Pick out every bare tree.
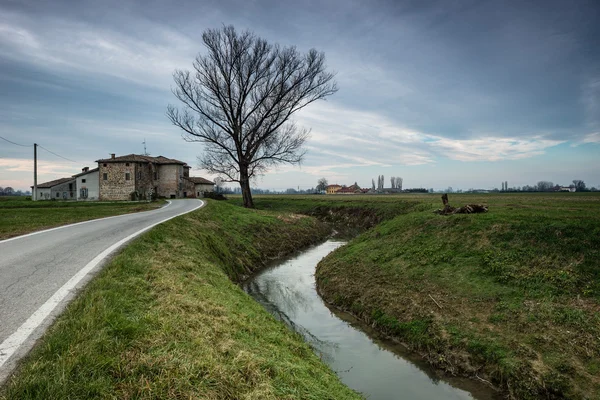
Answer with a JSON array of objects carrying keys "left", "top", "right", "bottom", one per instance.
[
  {"left": 390, "top": 176, "right": 395, "bottom": 189},
  {"left": 572, "top": 180, "right": 586, "bottom": 192},
  {"left": 214, "top": 177, "right": 224, "bottom": 193},
  {"left": 167, "top": 26, "right": 337, "bottom": 208},
  {"left": 397, "top": 177, "right": 403, "bottom": 190},
  {"left": 536, "top": 181, "right": 554, "bottom": 192},
  {"left": 316, "top": 177, "right": 328, "bottom": 193},
  {"left": 371, "top": 178, "right": 375, "bottom": 191}
]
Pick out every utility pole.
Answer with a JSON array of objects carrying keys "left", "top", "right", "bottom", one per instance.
[
  {"left": 142, "top": 139, "right": 149, "bottom": 156},
  {"left": 33, "top": 143, "right": 37, "bottom": 201}
]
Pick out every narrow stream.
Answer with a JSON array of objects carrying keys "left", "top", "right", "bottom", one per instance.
[{"left": 242, "top": 240, "right": 500, "bottom": 400}]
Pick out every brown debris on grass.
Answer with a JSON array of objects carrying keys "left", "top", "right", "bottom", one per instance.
[{"left": 434, "top": 193, "right": 489, "bottom": 215}]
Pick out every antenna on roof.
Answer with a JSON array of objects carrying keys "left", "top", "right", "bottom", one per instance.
[{"left": 142, "top": 139, "right": 149, "bottom": 156}]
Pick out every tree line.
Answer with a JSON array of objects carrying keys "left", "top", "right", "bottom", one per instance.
[
  {"left": 372, "top": 175, "right": 403, "bottom": 191},
  {"left": 502, "top": 180, "right": 592, "bottom": 192},
  {"left": 0, "top": 187, "right": 30, "bottom": 196}
]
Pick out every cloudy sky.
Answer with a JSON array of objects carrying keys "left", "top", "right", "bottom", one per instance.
[{"left": 1, "top": 0, "right": 599, "bottom": 191}]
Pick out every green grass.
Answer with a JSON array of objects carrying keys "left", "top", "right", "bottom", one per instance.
[
  {"left": 229, "top": 193, "right": 600, "bottom": 399},
  {"left": 1, "top": 200, "right": 359, "bottom": 399},
  {"left": 0, "top": 196, "right": 165, "bottom": 240}
]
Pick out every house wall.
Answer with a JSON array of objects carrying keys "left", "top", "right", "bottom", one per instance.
[
  {"left": 99, "top": 161, "right": 188, "bottom": 200},
  {"left": 50, "top": 181, "right": 76, "bottom": 200},
  {"left": 134, "top": 162, "right": 157, "bottom": 199},
  {"left": 326, "top": 186, "right": 342, "bottom": 194},
  {"left": 99, "top": 162, "right": 135, "bottom": 201},
  {"left": 76, "top": 171, "right": 99, "bottom": 201},
  {"left": 156, "top": 164, "right": 182, "bottom": 198},
  {"left": 35, "top": 188, "right": 51, "bottom": 200},
  {"left": 194, "top": 183, "right": 214, "bottom": 197},
  {"left": 183, "top": 178, "right": 195, "bottom": 198}
]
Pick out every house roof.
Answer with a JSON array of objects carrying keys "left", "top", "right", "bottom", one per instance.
[
  {"left": 96, "top": 154, "right": 188, "bottom": 165},
  {"left": 326, "top": 184, "right": 342, "bottom": 189},
  {"left": 31, "top": 177, "right": 75, "bottom": 189},
  {"left": 72, "top": 167, "right": 99, "bottom": 178},
  {"left": 185, "top": 176, "right": 215, "bottom": 185},
  {"left": 337, "top": 186, "right": 361, "bottom": 193}
]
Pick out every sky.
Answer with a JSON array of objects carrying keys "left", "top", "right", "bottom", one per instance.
[{"left": 0, "top": 0, "right": 599, "bottom": 192}]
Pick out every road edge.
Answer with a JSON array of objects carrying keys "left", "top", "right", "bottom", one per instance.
[{"left": 0, "top": 199, "right": 205, "bottom": 384}]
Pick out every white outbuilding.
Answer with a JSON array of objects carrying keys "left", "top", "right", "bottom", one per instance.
[
  {"left": 31, "top": 177, "right": 76, "bottom": 200},
  {"left": 73, "top": 167, "right": 99, "bottom": 201}
]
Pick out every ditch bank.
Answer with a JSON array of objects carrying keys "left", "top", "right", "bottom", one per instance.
[
  {"left": 1, "top": 200, "right": 359, "bottom": 399},
  {"left": 316, "top": 205, "right": 600, "bottom": 400}
]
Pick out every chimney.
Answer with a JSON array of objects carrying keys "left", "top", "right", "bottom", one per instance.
[
  {"left": 82, "top": 167, "right": 89, "bottom": 173},
  {"left": 111, "top": 153, "right": 115, "bottom": 159}
]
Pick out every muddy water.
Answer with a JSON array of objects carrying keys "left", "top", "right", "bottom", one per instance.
[{"left": 242, "top": 240, "right": 500, "bottom": 400}]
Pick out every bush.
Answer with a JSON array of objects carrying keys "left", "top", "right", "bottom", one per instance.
[{"left": 203, "top": 192, "right": 227, "bottom": 200}]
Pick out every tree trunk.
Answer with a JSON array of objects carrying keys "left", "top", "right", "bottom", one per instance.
[{"left": 239, "top": 167, "right": 254, "bottom": 208}]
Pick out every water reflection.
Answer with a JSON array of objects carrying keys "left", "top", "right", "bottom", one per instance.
[{"left": 242, "top": 241, "right": 500, "bottom": 400}]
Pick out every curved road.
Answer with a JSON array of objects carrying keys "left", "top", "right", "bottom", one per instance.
[{"left": 0, "top": 199, "right": 204, "bottom": 383}]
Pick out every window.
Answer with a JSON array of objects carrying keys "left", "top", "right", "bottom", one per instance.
[
  {"left": 103, "top": 173, "right": 108, "bottom": 181},
  {"left": 154, "top": 171, "right": 158, "bottom": 180},
  {"left": 56, "top": 192, "right": 60, "bottom": 198},
  {"left": 125, "top": 172, "right": 131, "bottom": 181},
  {"left": 126, "top": 163, "right": 130, "bottom": 166},
  {"left": 82, "top": 179, "right": 86, "bottom": 183},
  {"left": 103, "top": 163, "right": 107, "bottom": 167},
  {"left": 80, "top": 188, "right": 88, "bottom": 199}
]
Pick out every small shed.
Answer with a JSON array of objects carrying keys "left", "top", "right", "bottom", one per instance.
[{"left": 185, "top": 177, "right": 215, "bottom": 197}]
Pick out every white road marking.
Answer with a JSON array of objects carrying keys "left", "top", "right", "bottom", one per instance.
[
  {"left": 0, "top": 200, "right": 204, "bottom": 368},
  {"left": 0, "top": 201, "right": 172, "bottom": 245}
]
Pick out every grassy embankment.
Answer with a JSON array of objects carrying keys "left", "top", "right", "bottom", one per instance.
[
  {"left": 0, "top": 196, "right": 164, "bottom": 240},
  {"left": 1, "top": 200, "right": 360, "bottom": 399},
  {"left": 227, "top": 194, "right": 427, "bottom": 237},
  {"left": 303, "top": 193, "right": 599, "bottom": 399}
]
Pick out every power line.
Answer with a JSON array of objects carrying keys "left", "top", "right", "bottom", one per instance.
[
  {"left": 37, "top": 144, "right": 78, "bottom": 163},
  {"left": 0, "top": 135, "right": 32, "bottom": 147}
]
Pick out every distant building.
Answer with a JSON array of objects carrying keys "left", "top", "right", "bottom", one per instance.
[
  {"left": 326, "top": 184, "right": 342, "bottom": 194},
  {"left": 326, "top": 183, "right": 368, "bottom": 194},
  {"left": 555, "top": 186, "right": 576, "bottom": 192}
]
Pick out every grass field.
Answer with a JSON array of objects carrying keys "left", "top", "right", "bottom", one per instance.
[
  {"left": 1, "top": 200, "right": 359, "bottom": 399},
  {"left": 0, "top": 196, "right": 165, "bottom": 240},
  {"left": 228, "top": 193, "right": 600, "bottom": 399}
]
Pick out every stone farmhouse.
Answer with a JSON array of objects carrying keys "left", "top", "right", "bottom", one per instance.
[{"left": 32, "top": 153, "right": 214, "bottom": 201}]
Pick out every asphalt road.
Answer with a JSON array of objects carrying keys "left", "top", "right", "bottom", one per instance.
[{"left": 0, "top": 199, "right": 204, "bottom": 383}]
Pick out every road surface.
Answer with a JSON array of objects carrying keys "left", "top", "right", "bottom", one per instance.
[{"left": 0, "top": 199, "right": 204, "bottom": 383}]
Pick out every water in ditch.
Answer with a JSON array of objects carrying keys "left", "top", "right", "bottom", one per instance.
[{"left": 242, "top": 240, "right": 500, "bottom": 400}]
